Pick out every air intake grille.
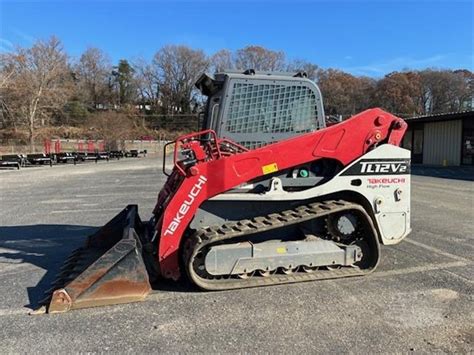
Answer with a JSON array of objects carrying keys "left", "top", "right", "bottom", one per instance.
[{"left": 226, "top": 82, "right": 319, "bottom": 134}]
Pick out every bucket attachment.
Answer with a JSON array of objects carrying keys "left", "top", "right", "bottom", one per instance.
[{"left": 33, "top": 205, "right": 152, "bottom": 314}]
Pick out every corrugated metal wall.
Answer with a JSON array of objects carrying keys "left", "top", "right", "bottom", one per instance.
[{"left": 423, "top": 120, "right": 462, "bottom": 165}]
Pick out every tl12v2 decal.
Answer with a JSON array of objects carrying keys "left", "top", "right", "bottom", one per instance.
[{"left": 341, "top": 158, "right": 411, "bottom": 176}]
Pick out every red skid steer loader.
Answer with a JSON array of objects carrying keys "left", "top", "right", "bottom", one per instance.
[{"left": 34, "top": 71, "right": 411, "bottom": 314}]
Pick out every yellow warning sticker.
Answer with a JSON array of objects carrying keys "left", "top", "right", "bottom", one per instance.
[
  {"left": 276, "top": 247, "right": 287, "bottom": 254},
  {"left": 262, "top": 162, "right": 278, "bottom": 175}
]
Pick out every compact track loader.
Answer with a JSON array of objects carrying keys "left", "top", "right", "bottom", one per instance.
[{"left": 35, "top": 70, "right": 411, "bottom": 314}]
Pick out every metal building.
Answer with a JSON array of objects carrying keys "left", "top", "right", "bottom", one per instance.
[{"left": 403, "top": 111, "right": 474, "bottom": 166}]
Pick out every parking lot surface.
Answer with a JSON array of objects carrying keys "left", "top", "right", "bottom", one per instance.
[{"left": 0, "top": 158, "right": 472, "bottom": 353}]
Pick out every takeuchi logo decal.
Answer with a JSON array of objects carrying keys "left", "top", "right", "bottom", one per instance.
[
  {"left": 368, "top": 177, "right": 406, "bottom": 184},
  {"left": 164, "top": 175, "right": 207, "bottom": 236},
  {"left": 341, "top": 159, "right": 411, "bottom": 176}
]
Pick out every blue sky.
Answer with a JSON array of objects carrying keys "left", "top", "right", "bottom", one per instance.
[{"left": 0, "top": 0, "right": 472, "bottom": 77}]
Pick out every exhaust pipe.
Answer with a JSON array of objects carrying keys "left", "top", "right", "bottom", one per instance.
[{"left": 32, "top": 205, "right": 152, "bottom": 314}]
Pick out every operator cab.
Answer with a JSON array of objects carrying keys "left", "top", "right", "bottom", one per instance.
[{"left": 196, "top": 69, "right": 326, "bottom": 149}]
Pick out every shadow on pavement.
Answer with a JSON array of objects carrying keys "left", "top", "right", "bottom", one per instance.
[
  {"left": 0, "top": 225, "right": 96, "bottom": 310},
  {"left": 0, "top": 224, "right": 192, "bottom": 311},
  {"left": 411, "top": 165, "right": 474, "bottom": 181}
]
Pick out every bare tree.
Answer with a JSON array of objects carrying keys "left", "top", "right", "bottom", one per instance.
[
  {"left": 210, "top": 49, "right": 234, "bottom": 73},
  {"left": 235, "top": 45, "right": 285, "bottom": 71},
  {"left": 0, "top": 36, "right": 73, "bottom": 148},
  {"left": 454, "top": 69, "right": 474, "bottom": 111},
  {"left": 419, "top": 69, "right": 473, "bottom": 114},
  {"left": 133, "top": 57, "right": 160, "bottom": 112},
  {"left": 287, "top": 59, "right": 320, "bottom": 81},
  {"left": 76, "top": 47, "right": 112, "bottom": 109},
  {"left": 153, "top": 45, "right": 209, "bottom": 113},
  {"left": 0, "top": 54, "right": 17, "bottom": 128},
  {"left": 0, "top": 55, "right": 15, "bottom": 89}
]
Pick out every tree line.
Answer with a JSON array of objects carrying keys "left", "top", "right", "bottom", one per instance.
[{"left": 0, "top": 36, "right": 472, "bottom": 145}]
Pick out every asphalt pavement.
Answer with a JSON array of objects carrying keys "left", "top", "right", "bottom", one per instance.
[{"left": 0, "top": 157, "right": 472, "bottom": 353}]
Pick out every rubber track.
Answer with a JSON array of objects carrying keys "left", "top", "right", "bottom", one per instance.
[{"left": 185, "top": 199, "right": 380, "bottom": 290}]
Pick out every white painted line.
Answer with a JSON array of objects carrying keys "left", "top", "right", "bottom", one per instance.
[
  {"left": 404, "top": 238, "right": 470, "bottom": 262},
  {"left": 442, "top": 269, "right": 473, "bottom": 283},
  {"left": 372, "top": 261, "right": 469, "bottom": 278}
]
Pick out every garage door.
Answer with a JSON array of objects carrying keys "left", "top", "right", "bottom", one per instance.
[{"left": 423, "top": 120, "right": 462, "bottom": 166}]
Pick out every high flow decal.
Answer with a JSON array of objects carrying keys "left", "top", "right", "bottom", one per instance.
[
  {"left": 341, "top": 158, "right": 411, "bottom": 176},
  {"left": 164, "top": 175, "right": 207, "bottom": 236}
]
